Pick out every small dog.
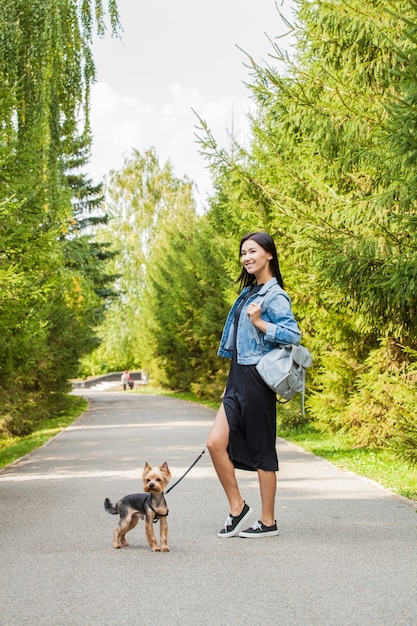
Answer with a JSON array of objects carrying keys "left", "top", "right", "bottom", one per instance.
[{"left": 104, "top": 461, "right": 171, "bottom": 551}]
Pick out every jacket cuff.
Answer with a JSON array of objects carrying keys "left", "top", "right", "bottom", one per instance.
[{"left": 265, "top": 322, "right": 276, "bottom": 341}]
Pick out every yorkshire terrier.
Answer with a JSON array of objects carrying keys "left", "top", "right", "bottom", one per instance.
[{"left": 104, "top": 461, "right": 171, "bottom": 551}]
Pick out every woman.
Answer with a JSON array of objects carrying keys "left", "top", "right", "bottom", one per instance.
[{"left": 207, "top": 232, "right": 301, "bottom": 538}]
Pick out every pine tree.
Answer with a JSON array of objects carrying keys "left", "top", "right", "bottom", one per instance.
[{"left": 198, "top": 0, "right": 417, "bottom": 451}]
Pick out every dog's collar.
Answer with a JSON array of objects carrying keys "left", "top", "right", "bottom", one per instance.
[{"left": 147, "top": 493, "right": 169, "bottom": 519}]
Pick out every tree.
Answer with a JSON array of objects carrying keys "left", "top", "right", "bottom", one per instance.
[
  {"left": 82, "top": 149, "right": 195, "bottom": 373},
  {"left": 0, "top": 0, "right": 120, "bottom": 435},
  {"left": 142, "top": 205, "right": 231, "bottom": 395},
  {"left": 197, "top": 0, "right": 417, "bottom": 455}
]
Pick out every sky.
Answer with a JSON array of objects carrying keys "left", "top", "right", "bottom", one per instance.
[{"left": 89, "top": 0, "right": 295, "bottom": 209}]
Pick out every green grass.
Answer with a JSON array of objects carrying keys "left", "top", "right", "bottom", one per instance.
[
  {"left": 0, "top": 395, "right": 88, "bottom": 469},
  {"left": 278, "top": 423, "right": 417, "bottom": 502}
]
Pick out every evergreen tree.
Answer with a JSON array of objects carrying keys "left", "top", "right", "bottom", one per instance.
[
  {"left": 198, "top": 0, "right": 417, "bottom": 454},
  {"left": 142, "top": 206, "right": 231, "bottom": 395}
]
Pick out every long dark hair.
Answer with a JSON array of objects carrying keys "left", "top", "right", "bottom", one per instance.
[{"left": 236, "top": 232, "right": 284, "bottom": 291}]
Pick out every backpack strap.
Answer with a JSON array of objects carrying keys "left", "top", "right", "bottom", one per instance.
[{"left": 301, "top": 367, "right": 306, "bottom": 415}]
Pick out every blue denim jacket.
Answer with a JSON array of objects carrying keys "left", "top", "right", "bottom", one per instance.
[{"left": 218, "top": 277, "right": 301, "bottom": 365}]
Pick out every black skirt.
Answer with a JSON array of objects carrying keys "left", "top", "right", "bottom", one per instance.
[{"left": 223, "top": 360, "right": 278, "bottom": 472}]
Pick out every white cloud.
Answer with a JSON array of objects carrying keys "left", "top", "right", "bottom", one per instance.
[{"left": 89, "top": 81, "right": 255, "bottom": 210}]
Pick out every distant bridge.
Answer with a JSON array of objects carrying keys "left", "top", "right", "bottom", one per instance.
[{"left": 71, "top": 370, "right": 145, "bottom": 389}]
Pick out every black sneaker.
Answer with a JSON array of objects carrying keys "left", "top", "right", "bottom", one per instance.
[
  {"left": 217, "top": 502, "right": 253, "bottom": 538},
  {"left": 239, "top": 520, "right": 278, "bottom": 538}
]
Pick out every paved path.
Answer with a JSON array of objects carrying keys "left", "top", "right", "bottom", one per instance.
[{"left": 1, "top": 391, "right": 416, "bottom": 626}]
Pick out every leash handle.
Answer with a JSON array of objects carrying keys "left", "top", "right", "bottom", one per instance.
[{"left": 165, "top": 449, "right": 206, "bottom": 495}]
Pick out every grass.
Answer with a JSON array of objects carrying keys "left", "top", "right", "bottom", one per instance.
[
  {"left": 0, "top": 395, "right": 88, "bottom": 469},
  {"left": 277, "top": 423, "right": 417, "bottom": 503},
  {"left": 1, "top": 387, "right": 416, "bottom": 506}
]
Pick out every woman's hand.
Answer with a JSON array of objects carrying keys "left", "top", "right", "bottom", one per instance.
[
  {"left": 247, "top": 302, "right": 268, "bottom": 333},
  {"left": 247, "top": 302, "right": 262, "bottom": 324}
]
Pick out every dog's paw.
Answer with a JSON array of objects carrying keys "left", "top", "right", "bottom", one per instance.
[
  {"left": 151, "top": 546, "right": 161, "bottom": 552},
  {"left": 161, "top": 546, "right": 170, "bottom": 552}
]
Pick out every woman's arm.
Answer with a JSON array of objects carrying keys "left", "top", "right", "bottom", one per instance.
[{"left": 247, "top": 294, "right": 301, "bottom": 345}]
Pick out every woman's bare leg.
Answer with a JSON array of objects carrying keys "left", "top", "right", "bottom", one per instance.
[
  {"left": 257, "top": 469, "right": 277, "bottom": 526},
  {"left": 207, "top": 404, "right": 245, "bottom": 516}
]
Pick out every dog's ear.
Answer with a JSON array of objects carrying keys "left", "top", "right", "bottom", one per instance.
[
  {"left": 160, "top": 461, "right": 171, "bottom": 477},
  {"left": 143, "top": 462, "right": 151, "bottom": 474}
]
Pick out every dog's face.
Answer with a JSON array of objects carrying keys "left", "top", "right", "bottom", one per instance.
[{"left": 142, "top": 462, "right": 171, "bottom": 494}]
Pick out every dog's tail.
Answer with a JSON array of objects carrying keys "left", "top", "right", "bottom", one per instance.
[{"left": 104, "top": 497, "right": 119, "bottom": 515}]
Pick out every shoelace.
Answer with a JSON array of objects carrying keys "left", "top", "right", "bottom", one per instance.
[
  {"left": 224, "top": 515, "right": 233, "bottom": 529},
  {"left": 250, "top": 521, "right": 263, "bottom": 531}
]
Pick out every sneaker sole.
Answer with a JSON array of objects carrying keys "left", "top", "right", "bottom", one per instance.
[
  {"left": 217, "top": 506, "right": 253, "bottom": 538},
  {"left": 239, "top": 529, "right": 279, "bottom": 538}
]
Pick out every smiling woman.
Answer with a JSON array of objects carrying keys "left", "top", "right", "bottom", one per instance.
[{"left": 207, "top": 231, "right": 301, "bottom": 538}]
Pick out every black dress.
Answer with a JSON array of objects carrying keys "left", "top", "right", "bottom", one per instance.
[{"left": 223, "top": 285, "right": 279, "bottom": 472}]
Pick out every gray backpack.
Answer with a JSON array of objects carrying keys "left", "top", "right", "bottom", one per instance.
[{"left": 256, "top": 344, "right": 313, "bottom": 413}]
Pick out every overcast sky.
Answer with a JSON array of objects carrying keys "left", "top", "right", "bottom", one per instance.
[{"left": 89, "top": 0, "right": 295, "bottom": 209}]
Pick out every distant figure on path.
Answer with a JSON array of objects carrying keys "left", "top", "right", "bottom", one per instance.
[
  {"left": 121, "top": 371, "right": 129, "bottom": 391},
  {"left": 207, "top": 232, "right": 301, "bottom": 538},
  {"left": 127, "top": 371, "right": 134, "bottom": 389}
]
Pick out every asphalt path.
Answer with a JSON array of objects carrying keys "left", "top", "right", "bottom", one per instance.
[{"left": 1, "top": 390, "right": 416, "bottom": 626}]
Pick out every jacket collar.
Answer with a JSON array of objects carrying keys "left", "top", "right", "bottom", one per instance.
[
  {"left": 241, "top": 276, "right": 278, "bottom": 299},
  {"left": 258, "top": 276, "right": 278, "bottom": 296}
]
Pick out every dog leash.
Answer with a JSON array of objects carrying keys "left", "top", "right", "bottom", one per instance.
[{"left": 165, "top": 448, "right": 206, "bottom": 495}]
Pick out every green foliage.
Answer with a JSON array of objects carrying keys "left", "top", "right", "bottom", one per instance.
[
  {"left": 245, "top": 0, "right": 416, "bottom": 337},
  {"left": 0, "top": 0, "right": 120, "bottom": 436},
  {"left": 142, "top": 208, "right": 231, "bottom": 397},
  {"left": 82, "top": 0, "right": 417, "bottom": 468},
  {"left": 308, "top": 351, "right": 364, "bottom": 434},
  {"left": 85, "top": 149, "right": 231, "bottom": 399},
  {"left": 82, "top": 148, "right": 191, "bottom": 373},
  {"left": 0, "top": 395, "right": 87, "bottom": 468},
  {"left": 193, "top": 0, "right": 417, "bottom": 464}
]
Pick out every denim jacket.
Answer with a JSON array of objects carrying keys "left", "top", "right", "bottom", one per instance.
[{"left": 218, "top": 277, "right": 301, "bottom": 365}]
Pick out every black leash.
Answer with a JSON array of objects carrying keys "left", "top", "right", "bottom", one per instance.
[{"left": 165, "top": 448, "right": 206, "bottom": 495}]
